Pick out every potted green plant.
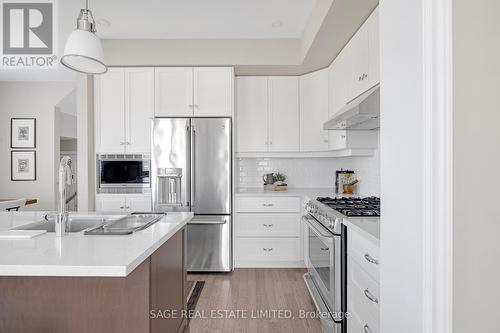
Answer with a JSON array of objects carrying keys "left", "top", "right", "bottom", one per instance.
[{"left": 273, "top": 173, "right": 287, "bottom": 191}]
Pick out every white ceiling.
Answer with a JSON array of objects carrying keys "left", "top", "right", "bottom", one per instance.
[
  {"left": 90, "top": 0, "right": 317, "bottom": 39},
  {"left": 0, "top": 0, "right": 377, "bottom": 80}
]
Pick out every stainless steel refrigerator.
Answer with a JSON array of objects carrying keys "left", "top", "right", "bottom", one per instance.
[{"left": 152, "top": 118, "right": 232, "bottom": 272}]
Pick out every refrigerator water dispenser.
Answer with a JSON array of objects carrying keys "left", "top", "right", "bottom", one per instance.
[{"left": 157, "top": 168, "right": 183, "bottom": 206}]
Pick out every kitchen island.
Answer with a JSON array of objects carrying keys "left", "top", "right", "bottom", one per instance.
[{"left": 0, "top": 211, "right": 192, "bottom": 333}]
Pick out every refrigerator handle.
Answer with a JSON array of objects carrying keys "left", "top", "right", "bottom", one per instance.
[{"left": 190, "top": 124, "right": 196, "bottom": 209}]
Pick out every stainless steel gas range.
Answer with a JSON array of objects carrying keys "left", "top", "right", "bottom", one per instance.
[{"left": 303, "top": 196, "right": 380, "bottom": 333}]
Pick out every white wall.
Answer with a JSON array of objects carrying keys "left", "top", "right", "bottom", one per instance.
[
  {"left": 453, "top": 0, "right": 500, "bottom": 331},
  {"left": 54, "top": 93, "right": 77, "bottom": 210},
  {"left": 379, "top": 0, "right": 425, "bottom": 332},
  {"left": 56, "top": 89, "right": 77, "bottom": 116},
  {"left": 0, "top": 82, "right": 76, "bottom": 210},
  {"left": 56, "top": 111, "right": 77, "bottom": 139},
  {"left": 76, "top": 75, "right": 95, "bottom": 212}
]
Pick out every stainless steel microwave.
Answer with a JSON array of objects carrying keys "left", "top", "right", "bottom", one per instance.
[{"left": 97, "top": 154, "right": 151, "bottom": 193}]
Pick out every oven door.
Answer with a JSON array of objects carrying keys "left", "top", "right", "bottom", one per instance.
[
  {"left": 99, "top": 159, "right": 150, "bottom": 188},
  {"left": 303, "top": 215, "right": 342, "bottom": 317}
]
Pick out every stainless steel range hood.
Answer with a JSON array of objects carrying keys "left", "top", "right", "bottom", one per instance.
[{"left": 323, "top": 84, "right": 380, "bottom": 130}]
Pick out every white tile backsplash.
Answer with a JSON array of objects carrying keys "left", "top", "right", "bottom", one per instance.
[{"left": 236, "top": 150, "right": 380, "bottom": 195}]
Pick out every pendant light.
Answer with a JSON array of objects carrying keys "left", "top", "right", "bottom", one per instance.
[{"left": 61, "top": 0, "right": 107, "bottom": 74}]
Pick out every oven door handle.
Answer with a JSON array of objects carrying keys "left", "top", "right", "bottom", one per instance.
[{"left": 302, "top": 216, "right": 335, "bottom": 242}]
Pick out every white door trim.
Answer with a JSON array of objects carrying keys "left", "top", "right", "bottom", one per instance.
[{"left": 422, "top": 0, "right": 453, "bottom": 332}]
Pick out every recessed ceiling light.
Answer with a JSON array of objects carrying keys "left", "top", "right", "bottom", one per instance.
[
  {"left": 96, "top": 18, "right": 111, "bottom": 28},
  {"left": 271, "top": 20, "right": 283, "bottom": 28}
]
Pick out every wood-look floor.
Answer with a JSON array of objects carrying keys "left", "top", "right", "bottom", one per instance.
[{"left": 186, "top": 268, "right": 322, "bottom": 333}]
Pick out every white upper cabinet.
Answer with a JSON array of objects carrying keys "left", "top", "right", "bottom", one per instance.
[
  {"left": 125, "top": 68, "right": 154, "bottom": 153},
  {"left": 299, "top": 69, "right": 329, "bottom": 152},
  {"left": 95, "top": 68, "right": 154, "bottom": 154},
  {"left": 348, "top": 22, "right": 371, "bottom": 98},
  {"left": 236, "top": 77, "right": 269, "bottom": 152},
  {"left": 95, "top": 68, "right": 126, "bottom": 153},
  {"left": 236, "top": 76, "right": 300, "bottom": 153},
  {"left": 194, "top": 67, "right": 234, "bottom": 117},
  {"left": 368, "top": 7, "right": 380, "bottom": 88},
  {"left": 328, "top": 7, "right": 380, "bottom": 117},
  {"left": 155, "top": 67, "right": 234, "bottom": 118},
  {"left": 155, "top": 67, "right": 194, "bottom": 117},
  {"left": 268, "top": 76, "right": 299, "bottom": 152},
  {"left": 329, "top": 49, "right": 350, "bottom": 117}
]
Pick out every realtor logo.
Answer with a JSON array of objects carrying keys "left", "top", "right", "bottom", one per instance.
[{"left": 1, "top": 0, "right": 57, "bottom": 69}]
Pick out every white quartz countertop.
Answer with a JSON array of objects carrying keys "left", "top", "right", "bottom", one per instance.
[
  {"left": 0, "top": 212, "right": 192, "bottom": 277},
  {"left": 343, "top": 217, "right": 380, "bottom": 244}
]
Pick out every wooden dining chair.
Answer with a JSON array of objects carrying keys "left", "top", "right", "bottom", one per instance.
[{"left": 0, "top": 198, "right": 26, "bottom": 212}]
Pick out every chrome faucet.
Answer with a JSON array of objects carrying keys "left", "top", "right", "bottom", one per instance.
[{"left": 56, "top": 156, "right": 72, "bottom": 237}]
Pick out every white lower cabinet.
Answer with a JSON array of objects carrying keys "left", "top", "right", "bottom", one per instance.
[
  {"left": 236, "top": 238, "right": 300, "bottom": 262},
  {"left": 236, "top": 213, "right": 300, "bottom": 237},
  {"left": 235, "top": 196, "right": 303, "bottom": 267},
  {"left": 95, "top": 195, "right": 151, "bottom": 213},
  {"left": 126, "top": 195, "right": 153, "bottom": 212},
  {"left": 347, "top": 228, "right": 380, "bottom": 333},
  {"left": 96, "top": 196, "right": 125, "bottom": 212},
  {"left": 235, "top": 196, "right": 301, "bottom": 213}
]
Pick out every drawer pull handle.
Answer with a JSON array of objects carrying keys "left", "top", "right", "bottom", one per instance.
[
  {"left": 364, "top": 289, "right": 379, "bottom": 304},
  {"left": 262, "top": 203, "right": 274, "bottom": 207},
  {"left": 263, "top": 224, "right": 274, "bottom": 227},
  {"left": 364, "top": 324, "right": 373, "bottom": 333},
  {"left": 320, "top": 247, "right": 329, "bottom": 251},
  {"left": 364, "top": 253, "right": 379, "bottom": 265},
  {"left": 262, "top": 248, "right": 273, "bottom": 252}
]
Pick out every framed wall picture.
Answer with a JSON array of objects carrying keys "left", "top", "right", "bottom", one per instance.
[
  {"left": 11, "top": 118, "right": 36, "bottom": 149},
  {"left": 11, "top": 151, "right": 36, "bottom": 181}
]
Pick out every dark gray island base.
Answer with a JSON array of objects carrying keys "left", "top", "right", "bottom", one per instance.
[{"left": 0, "top": 227, "right": 187, "bottom": 333}]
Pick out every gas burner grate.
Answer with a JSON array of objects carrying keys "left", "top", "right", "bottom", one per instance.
[{"left": 316, "top": 196, "right": 380, "bottom": 217}]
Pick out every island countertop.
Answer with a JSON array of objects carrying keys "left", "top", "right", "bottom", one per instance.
[{"left": 0, "top": 212, "right": 192, "bottom": 277}]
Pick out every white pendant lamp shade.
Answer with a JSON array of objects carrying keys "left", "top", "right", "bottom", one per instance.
[
  {"left": 61, "top": 1, "right": 107, "bottom": 74},
  {"left": 61, "top": 29, "right": 106, "bottom": 74}
]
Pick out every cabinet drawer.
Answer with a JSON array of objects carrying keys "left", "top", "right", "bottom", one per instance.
[
  {"left": 348, "top": 229, "right": 380, "bottom": 282},
  {"left": 348, "top": 310, "right": 378, "bottom": 333},
  {"left": 236, "top": 238, "right": 300, "bottom": 262},
  {"left": 348, "top": 259, "right": 380, "bottom": 333},
  {"left": 236, "top": 197, "right": 301, "bottom": 213},
  {"left": 236, "top": 213, "right": 300, "bottom": 237}
]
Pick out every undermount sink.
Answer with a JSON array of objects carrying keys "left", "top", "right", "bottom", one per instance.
[
  {"left": 11, "top": 216, "right": 116, "bottom": 233},
  {"left": 84, "top": 213, "right": 166, "bottom": 235}
]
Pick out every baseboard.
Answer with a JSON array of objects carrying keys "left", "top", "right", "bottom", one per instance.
[{"left": 235, "top": 260, "right": 306, "bottom": 268}]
